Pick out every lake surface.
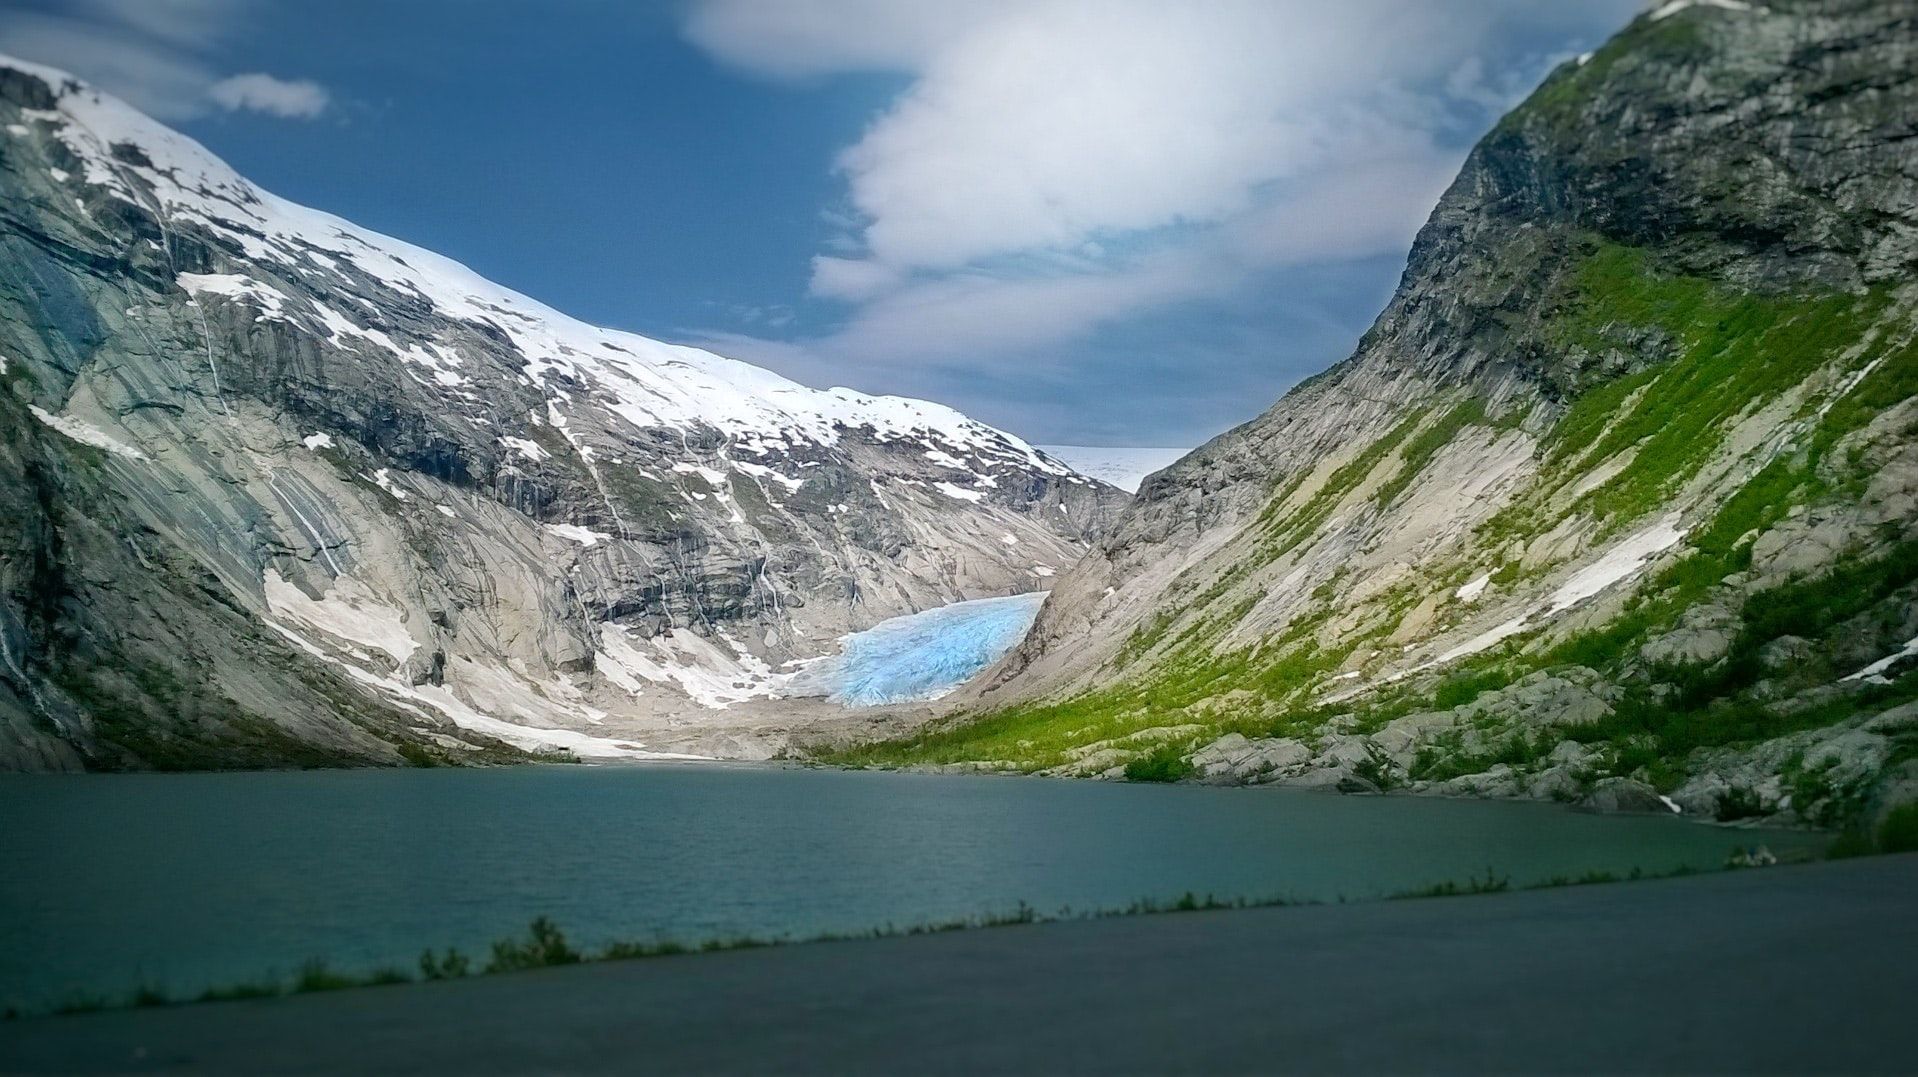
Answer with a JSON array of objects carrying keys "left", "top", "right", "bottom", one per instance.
[{"left": 0, "top": 764, "right": 1824, "bottom": 1012}]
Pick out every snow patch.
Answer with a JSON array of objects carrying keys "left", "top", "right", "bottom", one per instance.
[
  {"left": 370, "top": 468, "right": 409, "bottom": 501},
  {"left": 545, "top": 523, "right": 611, "bottom": 547},
  {"left": 934, "top": 481, "right": 985, "bottom": 502},
  {"left": 1843, "top": 633, "right": 1918, "bottom": 684},
  {"left": 267, "top": 620, "right": 685, "bottom": 760},
  {"left": 1649, "top": 0, "right": 1755, "bottom": 21},
  {"left": 1547, "top": 516, "right": 1685, "bottom": 615},
  {"left": 302, "top": 432, "right": 333, "bottom": 451},
  {"left": 1435, "top": 615, "right": 1532, "bottom": 664},
  {"left": 1424, "top": 518, "right": 1685, "bottom": 669},
  {"left": 263, "top": 569, "right": 418, "bottom": 665},
  {"left": 596, "top": 624, "right": 781, "bottom": 710},
  {"left": 1455, "top": 573, "right": 1491, "bottom": 603},
  {"left": 29, "top": 405, "right": 147, "bottom": 459},
  {"left": 731, "top": 460, "right": 802, "bottom": 491},
  {"left": 499, "top": 436, "right": 549, "bottom": 462},
  {"left": 177, "top": 272, "right": 290, "bottom": 322}
]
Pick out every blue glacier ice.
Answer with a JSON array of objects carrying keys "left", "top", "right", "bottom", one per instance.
[{"left": 799, "top": 591, "right": 1049, "bottom": 707}]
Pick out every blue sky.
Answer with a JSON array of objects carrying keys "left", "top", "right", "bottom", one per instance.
[{"left": 1, "top": 0, "right": 1642, "bottom": 447}]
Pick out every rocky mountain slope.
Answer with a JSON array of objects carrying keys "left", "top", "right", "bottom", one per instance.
[
  {"left": 0, "top": 55, "right": 1124, "bottom": 771},
  {"left": 846, "top": 0, "right": 1918, "bottom": 829}
]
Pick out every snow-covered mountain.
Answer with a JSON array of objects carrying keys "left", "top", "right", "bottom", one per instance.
[{"left": 0, "top": 55, "right": 1125, "bottom": 770}]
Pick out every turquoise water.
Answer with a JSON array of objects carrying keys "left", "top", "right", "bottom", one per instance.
[{"left": 0, "top": 765, "right": 1823, "bottom": 1011}]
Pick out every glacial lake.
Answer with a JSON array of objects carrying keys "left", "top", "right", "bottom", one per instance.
[{"left": 0, "top": 764, "right": 1825, "bottom": 1012}]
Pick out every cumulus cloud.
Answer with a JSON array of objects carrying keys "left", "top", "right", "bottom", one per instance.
[
  {"left": 684, "top": 0, "right": 1637, "bottom": 375},
  {"left": 208, "top": 72, "right": 329, "bottom": 118},
  {"left": 0, "top": 0, "right": 328, "bottom": 121}
]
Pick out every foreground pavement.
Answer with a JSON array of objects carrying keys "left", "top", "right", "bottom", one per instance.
[{"left": 5, "top": 854, "right": 1915, "bottom": 1074}]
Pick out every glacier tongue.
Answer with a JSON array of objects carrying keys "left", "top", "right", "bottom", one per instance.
[{"left": 794, "top": 593, "right": 1049, "bottom": 706}]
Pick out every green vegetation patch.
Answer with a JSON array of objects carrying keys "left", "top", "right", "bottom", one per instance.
[
  {"left": 1543, "top": 243, "right": 1896, "bottom": 524},
  {"left": 1123, "top": 744, "right": 1197, "bottom": 783}
]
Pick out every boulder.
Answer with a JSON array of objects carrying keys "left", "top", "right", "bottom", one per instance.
[
  {"left": 1370, "top": 711, "right": 1456, "bottom": 765},
  {"left": 1335, "top": 774, "right": 1383, "bottom": 795},
  {"left": 1431, "top": 764, "right": 1523, "bottom": 799},
  {"left": 1574, "top": 777, "right": 1674, "bottom": 815},
  {"left": 1528, "top": 765, "right": 1585, "bottom": 802},
  {"left": 1639, "top": 603, "right": 1736, "bottom": 667},
  {"left": 1758, "top": 635, "right": 1816, "bottom": 674},
  {"left": 1189, "top": 733, "right": 1311, "bottom": 784}
]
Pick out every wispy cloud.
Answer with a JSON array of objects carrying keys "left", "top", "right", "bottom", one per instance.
[
  {"left": 0, "top": 0, "right": 329, "bottom": 121},
  {"left": 207, "top": 72, "right": 328, "bottom": 119}
]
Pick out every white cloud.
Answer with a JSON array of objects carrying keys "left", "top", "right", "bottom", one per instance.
[
  {"left": 686, "top": 0, "right": 1638, "bottom": 366},
  {"left": 0, "top": 0, "right": 328, "bottom": 121},
  {"left": 809, "top": 255, "right": 903, "bottom": 301},
  {"left": 208, "top": 72, "right": 329, "bottom": 118}
]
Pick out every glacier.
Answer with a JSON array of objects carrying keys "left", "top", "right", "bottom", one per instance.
[
  {"left": 795, "top": 593, "right": 1049, "bottom": 706},
  {"left": 1035, "top": 446, "right": 1188, "bottom": 493}
]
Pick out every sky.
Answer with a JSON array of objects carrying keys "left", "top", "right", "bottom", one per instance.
[{"left": 0, "top": 0, "right": 1644, "bottom": 447}]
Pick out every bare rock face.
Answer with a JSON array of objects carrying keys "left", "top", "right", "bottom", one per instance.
[
  {"left": 0, "top": 56, "right": 1126, "bottom": 770},
  {"left": 927, "top": 0, "right": 1918, "bottom": 824}
]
